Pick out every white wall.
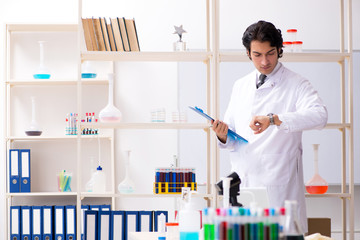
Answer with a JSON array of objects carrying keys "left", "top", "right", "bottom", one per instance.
[{"left": 0, "top": 0, "right": 359, "bottom": 239}]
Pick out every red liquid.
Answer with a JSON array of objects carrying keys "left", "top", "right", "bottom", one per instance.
[{"left": 306, "top": 185, "right": 328, "bottom": 194}]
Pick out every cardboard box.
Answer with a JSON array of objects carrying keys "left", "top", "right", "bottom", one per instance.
[{"left": 307, "top": 218, "right": 331, "bottom": 237}]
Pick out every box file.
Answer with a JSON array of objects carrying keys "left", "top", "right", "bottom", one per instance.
[
  {"left": 21, "top": 206, "right": 32, "bottom": 240},
  {"left": 125, "top": 211, "right": 139, "bottom": 240},
  {"left": 99, "top": 211, "right": 111, "bottom": 240},
  {"left": 138, "top": 211, "right": 153, "bottom": 232},
  {"left": 111, "top": 211, "right": 125, "bottom": 240},
  {"left": 10, "top": 206, "right": 21, "bottom": 240},
  {"left": 9, "top": 149, "right": 20, "bottom": 193},
  {"left": 20, "top": 149, "right": 31, "bottom": 192},
  {"left": 81, "top": 205, "right": 90, "bottom": 240},
  {"left": 85, "top": 210, "right": 99, "bottom": 240},
  {"left": 54, "top": 206, "right": 65, "bottom": 240},
  {"left": 65, "top": 205, "right": 76, "bottom": 240},
  {"left": 32, "top": 206, "right": 42, "bottom": 240},
  {"left": 42, "top": 206, "right": 54, "bottom": 240}
]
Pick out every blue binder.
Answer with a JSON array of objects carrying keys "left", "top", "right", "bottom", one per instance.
[
  {"left": 98, "top": 211, "right": 111, "bottom": 240},
  {"left": 65, "top": 205, "right": 76, "bottom": 240},
  {"left": 81, "top": 205, "right": 90, "bottom": 240},
  {"left": 85, "top": 210, "right": 99, "bottom": 240},
  {"left": 125, "top": 211, "right": 139, "bottom": 240},
  {"left": 110, "top": 211, "right": 125, "bottom": 240},
  {"left": 90, "top": 204, "right": 111, "bottom": 211},
  {"left": 21, "top": 206, "right": 32, "bottom": 240},
  {"left": 20, "top": 149, "right": 31, "bottom": 192},
  {"left": 138, "top": 211, "right": 153, "bottom": 232},
  {"left": 10, "top": 206, "right": 21, "bottom": 240},
  {"left": 42, "top": 206, "right": 54, "bottom": 240},
  {"left": 154, "top": 211, "right": 168, "bottom": 232},
  {"left": 32, "top": 206, "right": 43, "bottom": 240},
  {"left": 54, "top": 206, "right": 65, "bottom": 240},
  {"left": 9, "top": 149, "right": 20, "bottom": 193}
]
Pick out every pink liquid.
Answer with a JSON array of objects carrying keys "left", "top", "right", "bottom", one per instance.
[{"left": 306, "top": 185, "right": 328, "bottom": 194}]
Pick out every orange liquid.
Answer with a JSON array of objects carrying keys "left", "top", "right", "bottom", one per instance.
[{"left": 306, "top": 185, "right": 328, "bottom": 194}]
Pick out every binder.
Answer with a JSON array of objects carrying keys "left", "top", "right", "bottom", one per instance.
[
  {"left": 138, "top": 211, "right": 153, "bottom": 232},
  {"left": 10, "top": 206, "right": 21, "bottom": 240},
  {"left": 20, "top": 149, "right": 31, "bottom": 192},
  {"left": 32, "top": 206, "right": 42, "bottom": 240},
  {"left": 85, "top": 210, "right": 99, "bottom": 240},
  {"left": 90, "top": 204, "right": 111, "bottom": 211},
  {"left": 81, "top": 205, "right": 90, "bottom": 240},
  {"left": 42, "top": 206, "right": 54, "bottom": 240},
  {"left": 9, "top": 149, "right": 20, "bottom": 192},
  {"left": 154, "top": 211, "right": 168, "bottom": 232},
  {"left": 21, "top": 206, "right": 32, "bottom": 240},
  {"left": 125, "top": 211, "right": 139, "bottom": 240},
  {"left": 54, "top": 206, "right": 65, "bottom": 240},
  {"left": 65, "top": 205, "right": 76, "bottom": 240},
  {"left": 99, "top": 211, "right": 111, "bottom": 240},
  {"left": 111, "top": 211, "right": 125, "bottom": 240}
]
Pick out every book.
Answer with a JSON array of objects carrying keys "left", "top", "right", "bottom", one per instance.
[
  {"left": 117, "top": 17, "right": 130, "bottom": 52},
  {"left": 124, "top": 18, "right": 140, "bottom": 51},
  {"left": 92, "top": 17, "right": 106, "bottom": 51},
  {"left": 106, "top": 18, "right": 117, "bottom": 51},
  {"left": 100, "top": 17, "right": 111, "bottom": 51},
  {"left": 82, "top": 18, "right": 97, "bottom": 51},
  {"left": 110, "top": 18, "right": 125, "bottom": 51}
]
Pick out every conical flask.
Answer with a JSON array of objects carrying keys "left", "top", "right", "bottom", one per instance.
[
  {"left": 99, "top": 73, "right": 122, "bottom": 122},
  {"left": 25, "top": 96, "right": 42, "bottom": 136},
  {"left": 305, "top": 144, "right": 328, "bottom": 194},
  {"left": 33, "top": 41, "right": 51, "bottom": 79},
  {"left": 118, "top": 150, "right": 135, "bottom": 194}
]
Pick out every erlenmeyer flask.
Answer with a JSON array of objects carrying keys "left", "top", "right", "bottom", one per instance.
[
  {"left": 99, "top": 73, "right": 122, "bottom": 122},
  {"left": 118, "top": 150, "right": 135, "bottom": 194},
  {"left": 25, "top": 96, "right": 42, "bottom": 136},
  {"left": 33, "top": 41, "right": 51, "bottom": 79},
  {"left": 305, "top": 144, "right": 328, "bottom": 194}
]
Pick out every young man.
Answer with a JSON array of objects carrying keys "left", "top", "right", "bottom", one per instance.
[{"left": 212, "top": 20, "right": 328, "bottom": 232}]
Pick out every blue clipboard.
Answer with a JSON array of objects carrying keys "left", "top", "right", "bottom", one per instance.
[{"left": 189, "top": 106, "right": 248, "bottom": 143}]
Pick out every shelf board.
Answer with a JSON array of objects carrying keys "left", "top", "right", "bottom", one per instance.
[
  {"left": 325, "top": 123, "right": 351, "bottom": 129},
  {"left": 81, "top": 192, "right": 213, "bottom": 199},
  {"left": 305, "top": 193, "right": 351, "bottom": 198},
  {"left": 81, "top": 51, "right": 211, "bottom": 62},
  {"left": 6, "top": 135, "right": 112, "bottom": 141},
  {"left": 220, "top": 51, "right": 351, "bottom": 62},
  {"left": 7, "top": 79, "right": 108, "bottom": 86},
  {"left": 81, "top": 122, "right": 211, "bottom": 130},
  {"left": 7, "top": 24, "right": 77, "bottom": 32},
  {"left": 6, "top": 192, "right": 77, "bottom": 197}
]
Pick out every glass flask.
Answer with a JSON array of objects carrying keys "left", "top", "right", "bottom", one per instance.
[
  {"left": 81, "top": 61, "right": 97, "bottom": 79},
  {"left": 118, "top": 150, "right": 135, "bottom": 193},
  {"left": 99, "top": 73, "right": 122, "bottom": 122},
  {"left": 305, "top": 144, "right": 328, "bottom": 194},
  {"left": 33, "top": 41, "right": 51, "bottom": 79},
  {"left": 25, "top": 96, "right": 42, "bottom": 136},
  {"left": 283, "top": 200, "right": 304, "bottom": 240}
]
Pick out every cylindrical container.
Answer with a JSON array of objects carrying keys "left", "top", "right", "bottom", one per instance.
[
  {"left": 179, "top": 206, "right": 201, "bottom": 240},
  {"left": 166, "top": 222, "right": 180, "bottom": 240},
  {"left": 292, "top": 41, "right": 303, "bottom": 52},
  {"left": 283, "top": 42, "right": 293, "bottom": 52},
  {"left": 286, "top": 29, "right": 297, "bottom": 42},
  {"left": 92, "top": 166, "right": 106, "bottom": 193}
]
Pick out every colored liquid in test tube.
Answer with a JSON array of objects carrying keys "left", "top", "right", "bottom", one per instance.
[
  {"left": 226, "top": 209, "right": 233, "bottom": 240},
  {"left": 203, "top": 208, "right": 215, "bottom": 240}
]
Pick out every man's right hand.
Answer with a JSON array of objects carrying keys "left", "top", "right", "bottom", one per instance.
[{"left": 211, "top": 119, "right": 228, "bottom": 143}]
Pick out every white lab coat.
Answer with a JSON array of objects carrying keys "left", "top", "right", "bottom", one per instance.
[{"left": 219, "top": 62, "right": 328, "bottom": 233}]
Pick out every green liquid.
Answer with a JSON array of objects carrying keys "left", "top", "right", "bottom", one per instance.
[{"left": 204, "top": 224, "right": 215, "bottom": 240}]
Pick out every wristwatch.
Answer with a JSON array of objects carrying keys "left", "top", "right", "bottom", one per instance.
[{"left": 267, "top": 113, "right": 275, "bottom": 125}]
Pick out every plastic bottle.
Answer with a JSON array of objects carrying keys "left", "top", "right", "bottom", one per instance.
[
  {"left": 179, "top": 188, "right": 200, "bottom": 240},
  {"left": 92, "top": 166, "right": 106, "bottom": 193},
  {"left": 283, "top": 201, "right": 304, "bottom": 240}
]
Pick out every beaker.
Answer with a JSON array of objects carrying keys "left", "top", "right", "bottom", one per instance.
[
  {"left": 33, "top": 41, "right": 51, "bottom": 79},
  {"left": 118, "top": 150, "right": 135, "bottom": 193},
  {"left": 25, "top": 96, "right": 42, "bottom": 136},
  {"left": 305, "top": 144, "right": 328, "bottom": 194}
]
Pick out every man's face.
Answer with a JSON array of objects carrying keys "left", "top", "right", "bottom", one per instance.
[{"left": 247, "top": 40, "right": 279, "bottom": 75}]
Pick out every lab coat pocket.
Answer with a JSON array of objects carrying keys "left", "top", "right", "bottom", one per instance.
[
  {"left": 260, "top": 153, "right": 290, "bottom": 186},
  {"left": 265, "top": 101, "right": 286, "bottom": 114}
]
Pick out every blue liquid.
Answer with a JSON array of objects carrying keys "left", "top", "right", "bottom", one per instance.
[
  {"left": 81, "top": 73, "right": 97, "bottom": 78},
  {"left": 33, "top": 74, "right": 51, "bottom": 79},
  {"left": 180, "top": 232, "right": 199, "bottom": 240}
]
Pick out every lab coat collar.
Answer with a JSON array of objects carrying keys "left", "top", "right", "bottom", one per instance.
[{"left": 255, "top": 62, "right": 283, "bottom": 89}]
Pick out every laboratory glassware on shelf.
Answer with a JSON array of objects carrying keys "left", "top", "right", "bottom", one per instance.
[
  {"left": 81, "top": 61, "right": 97, "bottom": 79},
  {"left": 305, "top": 144, "right": 328, "bottom": 194},
  {"left": 99, "top": 73, "right": 122, "bottom": 122},
  {"left": 33, "top": 41, "right": 51, "bottom": 79},
  {"left": 118, "top": 150, "right": 135, "bottom": 194},
  {"left": 25, "top": 96, "right": 42, "bottom": 136}
]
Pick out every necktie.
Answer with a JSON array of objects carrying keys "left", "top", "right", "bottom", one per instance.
[{"left": 257, "top": 74, "right": 267, "bottom": 89}]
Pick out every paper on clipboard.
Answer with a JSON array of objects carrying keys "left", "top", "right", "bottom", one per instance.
[{"left": 189, "top": 106, "right": 248, "bottom": 143}]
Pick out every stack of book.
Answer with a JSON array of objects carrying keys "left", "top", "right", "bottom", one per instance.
[{"left": 82, "top": 17, "right": 140, "bottom": 52}]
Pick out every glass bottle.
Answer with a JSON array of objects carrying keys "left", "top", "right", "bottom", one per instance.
[
  {"left": 283, "top": 200, "right": 304, "bottom": 240},
  {"left": 305, "top": 144, "right": 328, "bottom": 194},
  {"left": 25, "top": 96, "right": 42, "bottom": 136},
  {"left": 118, "top": 150, "right": 135, "bottom": 193},
  {"left": 99, "top": 73, "right": 122, "bottom": 122},
  {"left": 33, "top": 41, "right": 51, "bottom": 79}
]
